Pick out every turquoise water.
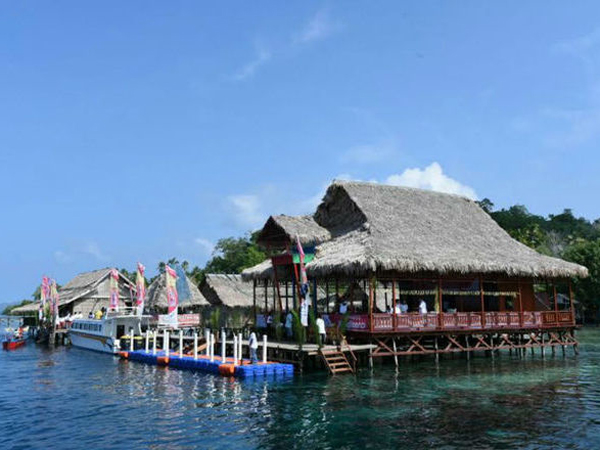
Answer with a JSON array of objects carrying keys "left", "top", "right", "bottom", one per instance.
[{"left": 1, "top": 326, "right": 600, "bottom": 449}]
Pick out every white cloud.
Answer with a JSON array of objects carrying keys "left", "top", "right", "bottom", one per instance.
[
  {"left": 341, "top": 142, "right": 396, "bottom": 164},
  {"left": 194, "top": 238, "right": 215, "bottom": 256},
  {"left": 82, "top": 242, "right": 110, "bottom": 262},
  {"left": 54, "top": 250, "right": 71, "bottom": 264},
  {"left": 293, "top": 9, "right": 339, "bottom": 45},
  {"left": 231, "top": 44, "right": 271, "bottom": 81},
  {"left": 555, "top": 28, "right": 600, "bottom": 69},
  {"left": 228, "top": 194, "right": 264, "bottom": 228},
  {"left": 385, "top": 162, "right": 477, "bottom": 199}
]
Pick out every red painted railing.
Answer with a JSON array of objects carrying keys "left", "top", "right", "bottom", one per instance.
[{"left": 339, "top": 311, "right": 575, "bottom": 333}]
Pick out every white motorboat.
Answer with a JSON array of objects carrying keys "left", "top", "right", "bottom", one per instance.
[{"left": 69, "top": 308, "right": 149, "bottom": 354}]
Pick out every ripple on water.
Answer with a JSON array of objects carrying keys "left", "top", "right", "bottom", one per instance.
[{"left": 3, "top": 329, "right": 600, "bottom": 449}]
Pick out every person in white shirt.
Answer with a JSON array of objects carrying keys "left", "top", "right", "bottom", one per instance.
[
  {"left": 394, "top": 302, "right": 402, "bottom": 314},
  {"left": 285, "top": 311, "right": 293, "bottom": 339},
  {"left": 248, "top": 331, "right": 259, "bottom": 363},
  {"left": 315, "top": 314, "right": 326, "bottom": 345},
  {"left": 419, "top": 299, "right": 428, "bottom": 314}
]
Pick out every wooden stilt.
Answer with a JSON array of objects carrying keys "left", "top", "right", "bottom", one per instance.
[
  {"left": 541, "top": 333, "right": 545, "bottom": 358},
  {"left": 392, "top": 338, "right": 399, "bottom": 370}
]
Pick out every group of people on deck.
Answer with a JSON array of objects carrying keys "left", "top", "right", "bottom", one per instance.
[{"left": 87, "top": 307, "right": 106, "bottom": 320}]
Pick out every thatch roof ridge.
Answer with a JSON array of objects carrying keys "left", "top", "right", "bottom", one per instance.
[
  {"left": 257, "top": 214, "right": 331, "bottom": 247},
  {"left": 201, "top": 273, "right": 254, "bottom": 308},
  {"left": 244, "top": 181, "right": 588, "bottom": 280}
]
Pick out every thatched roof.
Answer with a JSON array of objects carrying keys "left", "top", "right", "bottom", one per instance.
[
  {"left": 243, "top": 181, "right": 588, "bottom": 280},
  {"left": 10, "top": 301, "right": 40, "bottom": 314},
  {"left": 10, "top": 268, "right": 136, "bottom": 314},
  {"left": 58, "top": 268, "right": 135, "bottom": 305},
  {"left": 201, "top": 274, "right": 254, "bottom": 308},
  {"left": 257, "top": 215, "right": 331, "bottom": 247},
  {"left": 146, "top": 272, "right": 210, "bottom": 311}
]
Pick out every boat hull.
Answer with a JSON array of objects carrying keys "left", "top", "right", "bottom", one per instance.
[
  {"left": 69, "top": 331, "right": 117, "bottom": 354},
  {"left": 2, "top": 339, "right": 26, "bottom": 350}
]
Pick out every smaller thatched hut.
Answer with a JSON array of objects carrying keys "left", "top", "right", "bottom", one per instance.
[
  {"left": 146, "top": 272, "right": 210, "bottom": 314},
  {"left": 11, "top": 268, "right": 135, "bottom": 317},
  {"left": 200, "top": 274, "right": 254, "bottom": 329}
]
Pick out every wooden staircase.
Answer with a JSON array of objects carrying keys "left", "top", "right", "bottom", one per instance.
[{"left": 320, "top": 348, "right": 355, "bottom": 375}]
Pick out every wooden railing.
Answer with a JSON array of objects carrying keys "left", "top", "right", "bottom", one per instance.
[{"left": 336, "top": 311, "right": 575, "bottom": 333}]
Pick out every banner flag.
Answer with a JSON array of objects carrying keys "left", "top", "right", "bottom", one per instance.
[
  {"left": 50, "top": 279, "right": 59, "bottom": 319},
  {"left": 165, "top": 265, "right": 179, "bottom": 327},
  {"left": 136, "top": 262, "right": 146, "bottom": 316},
  {"left": 109, "top": 269, "right": 120, "bottom": 311},
  {"left": 296, "top": 235, "right": 309, "bottom": 297}
]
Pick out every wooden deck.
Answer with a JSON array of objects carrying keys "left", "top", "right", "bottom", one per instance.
[{"left": 337, "top": 311, "right": 575, "bottom": 335}]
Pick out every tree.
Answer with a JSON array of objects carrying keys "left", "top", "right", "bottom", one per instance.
[
  {"left": 477, "top": 198, "right": 495, "bottom": 214},
  {"left": 204, "top": 233, "right": 266, "bottom": 275},
  {"left": 563, "top": 240, "right": 600, "bottom": 318}
]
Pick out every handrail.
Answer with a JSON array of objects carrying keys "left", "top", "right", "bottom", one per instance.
[{"left": 340, "top": 310, "right": 575, "bottom": 333}]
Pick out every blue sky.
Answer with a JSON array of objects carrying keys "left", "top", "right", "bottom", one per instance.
[{"left": 2, "top": 1, "right": 600, "bottom": 302}]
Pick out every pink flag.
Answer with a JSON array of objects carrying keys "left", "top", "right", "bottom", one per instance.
[
  {"left": 41, "top": 276, "right": 50, "bottom": 308},
  {"left": 50, "top": 279, "right": 59, "bottom": 318},
  {"left": 136, "top": 262, "right": 146, "bottom": 315},
  {"left": 109, "top": 269, "right": 120, "bottom": 311},
  {"left": 165, "top": 265, "right": 178, "bottom": 315}
]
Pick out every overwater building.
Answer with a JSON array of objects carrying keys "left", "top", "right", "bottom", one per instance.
[{"left": 243, "top": 181, "right": 588, "bottom": 360}]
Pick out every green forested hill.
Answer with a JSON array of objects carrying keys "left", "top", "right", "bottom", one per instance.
[{"left": 478, "top": 199, "right": 600, "bottom": 319}]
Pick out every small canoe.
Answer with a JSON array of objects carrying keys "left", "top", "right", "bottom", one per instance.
[{"left": 2, "top": 339, "right": 26, "bottom": 350}]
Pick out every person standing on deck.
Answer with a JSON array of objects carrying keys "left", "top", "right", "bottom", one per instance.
[
  {"left": 316, "top": 314, "right": 326, "bottom": 345},
  {"left": 285, "top": 311, "right": 293, "bottom": 339},
  {"left": 248, "top": 331, "right": 259, "bottom": 363},
  {"left": 419, "top": 299, "right": 428, "bottom": 314},
  {"left": 400, "top": 300, "right": 409, "bottom": 314},
  {"left": 339, "top": 299, "right": 348, "bottom": 315}
]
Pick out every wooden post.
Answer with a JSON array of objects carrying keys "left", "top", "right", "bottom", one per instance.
[
  {"left": 369, "top": 276, "right": 375, "bottom": 333},
  {"left": 264, "top": 279, "right": 268, "bottom": 313},
  {"left": 325, "top": 280, "right": 329, "bottom": 314},
  {"left": 392, "top": 279, "right": 397, "bottom": 331},
  {"left": 210, "top": 333, "right": 215, "bottom": 362},
  {"left": 479, "top": 276, "right": 486, "bottom": 329},
  {"left": 152, "top": 330, "right": 157, "bottom": 355},
  {"left": 392, "top": 338, "right": 399, "bottom": 370},
  {"left": 438, "top": 278, "right": 443, "bottom": 330},
  {"left": 193, "top": 332, "right": 198, "bottom": 360},
  {"left": 205, "top": 329, "right": 210, "bottom": 355},
  {"left": 272, "top": 258, "right": 284, "bottom": 313},
  {"left": 238, "top": 333, "right": 243, "bottom": 362},
  {"left": 292, "top": 263, "right": 302, "bottom": 300},
  {"left": 285, "top": 281, "right": 290, "bottom": 313},
  {"left": 312, "top": 278, "right": 318, "bottom": 312},
  {"left": 130, "top": 328, "right": 135, "bottom": 352},
  {"left": 145, "top": 330, "right": 150, "bottom": 353},
  {"left": 262, "top": 334, "right": 268, "bottom": 363},
  {"left": 518, "top": 280, "right": 524, "bottom": 328},
  {"left": 253, "top": 279, "right": 257, "bottom": 326},
  {"left": 541, "top": 332, "right": 545, "bottom": 358},
  {"left": 553, "top": 281, "right": 559, "bottom": 316},
  {"left": 569, "top": 280, "right": 575, "bottom": 325}
]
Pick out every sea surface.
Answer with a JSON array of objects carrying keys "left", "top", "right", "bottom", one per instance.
[{"left": 1, "top": 319, "right": 600, "bottom": 450}]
